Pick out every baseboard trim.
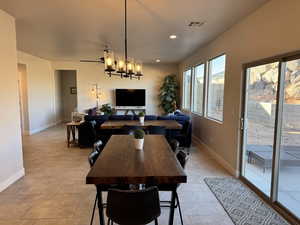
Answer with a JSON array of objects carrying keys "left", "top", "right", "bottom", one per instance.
[
  {"left": 192, "top": 135, "right": 240, "bottom": 177},
  {"left": 29, "top": 120, "right": 61, "bottom": 135},
  {"left": 0, "top": 168, "right": 25, "bottom": 192}
]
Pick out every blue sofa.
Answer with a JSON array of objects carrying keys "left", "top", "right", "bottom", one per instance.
[{"left": 78, "top": 112, "right": 192, "bottom": 148}]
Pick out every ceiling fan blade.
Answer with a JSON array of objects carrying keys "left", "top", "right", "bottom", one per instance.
[{"left": 80, "top": 60, "right": 101, "bottom": 63}]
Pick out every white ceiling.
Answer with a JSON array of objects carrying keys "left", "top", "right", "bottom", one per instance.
[{"left": 0, "top": 0, "right": 269, "bottom": 63}]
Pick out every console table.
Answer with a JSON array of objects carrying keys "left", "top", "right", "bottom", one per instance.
[{"left": 66, "top": 121, "right": 83, "bottom": 147}]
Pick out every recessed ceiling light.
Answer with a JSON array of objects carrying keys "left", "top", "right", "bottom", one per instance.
[
  {"left": 156, "top": 59, "right": 161, "bottom": 63},
  {"left": 169, "top": 35, "right": 177, "bottom": 39}
]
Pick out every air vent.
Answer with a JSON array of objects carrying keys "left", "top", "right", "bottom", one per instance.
[{"left": 188, "top": 21, "right": 206, "bottom": 27}]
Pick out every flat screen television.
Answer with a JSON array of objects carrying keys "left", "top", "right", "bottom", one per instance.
[{"left": 115, "top": 89, "right": 146, "bottom": 107}]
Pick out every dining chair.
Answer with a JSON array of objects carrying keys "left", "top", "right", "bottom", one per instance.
[
  {"left": 88, "top": 145, "right": 129, "bottom": 225},
  {"left": 106, "top": 187, "right": 161, "bottom": 225},
  {"left": 168, "top": 139, "right": 180, "bottom": 153},
  {"left": 147, "top": 126, "right": 166, "bottom": 135},
  {"left": 88, "top": 149, "right": 101, "bottom": 225},
  {"left": 174, "top": 120, "right": 192, "bottom": 154},
  {"left": 93, "top": 139, "right": 103, "bottom": 153},
  {"left": 146, "top": 150, "right": 188, "bottom": 225}
]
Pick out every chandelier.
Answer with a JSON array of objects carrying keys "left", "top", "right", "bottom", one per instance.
[{"left": 103, "top": 0, "right": 143, "bottom": 80}]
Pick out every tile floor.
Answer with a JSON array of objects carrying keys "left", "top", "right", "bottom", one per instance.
[{"left": 0, "top": 125, "right": 234, "bottom": 225}]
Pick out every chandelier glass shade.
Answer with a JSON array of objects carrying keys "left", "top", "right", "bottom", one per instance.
[{"left": 103, "top": 0, "right": 143, "bottom": 80}]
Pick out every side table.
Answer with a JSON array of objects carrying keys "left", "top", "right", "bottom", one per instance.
[{"left": 66, "top": 121, "right": 83, "bottom": 147}]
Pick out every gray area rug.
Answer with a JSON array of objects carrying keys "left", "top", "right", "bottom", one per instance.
[{"left": 204, "top": 177, "right": 290, "bottom": 225}]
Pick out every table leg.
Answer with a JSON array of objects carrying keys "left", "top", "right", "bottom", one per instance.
[
  {"left": 71, "top": 126, "right": 76, "bottom": 142},
  {"left": 97, "top": 187, "right": 105, "bottom": 225},
  {"left": 67, "top": 126, "right": 70, "bottom": 147},
  {"left": 168, "top": 190, "right": 176, "bottom": 225}
]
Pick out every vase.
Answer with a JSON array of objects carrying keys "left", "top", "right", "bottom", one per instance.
[
  {"left": 139, "top": 117, "right": 145, "bottom": 124},
  {"left": 134, "top": 138, "right": 144, "bottom": 150}
]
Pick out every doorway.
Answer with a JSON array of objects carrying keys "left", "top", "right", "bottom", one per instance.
[
  {"left": 54, "top": 70, "right": 78, "bottom": 122},
  {"left": 17, "top": 64, "right": 29, "bottom": 135},
  {"left": 240, "top": 52, "right": 300, "bottom": 220}
]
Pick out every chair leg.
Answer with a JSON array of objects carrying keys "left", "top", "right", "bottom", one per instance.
[
  {"left": 90, "top": 193, "right": 98, "bottom": 225},
  {"left": 155, "top": 218, "right": 158, "bottom": 225},
  {"left": 175, "top": 192, "right": 184, "bottom": 225},
  {"left": 107, "top": 218, "right": 112, "bottom": 225}
]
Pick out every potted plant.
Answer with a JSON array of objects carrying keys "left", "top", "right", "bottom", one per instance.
[
  {"left": 100, "top": 104, "right": 113, "bottom": 115},
  {"left": 138, "top": 111, "right": 145, "bottom": 124},
  {"left": 133, "top": 129, "right": 145, "bottom": 150},
  {"left": 159, "top": 74, "right": 179, "bottom": 115}
]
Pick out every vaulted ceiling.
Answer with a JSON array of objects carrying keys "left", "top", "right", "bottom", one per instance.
[{"left": 0, "top": 0, "right": 269, "bottom": 63}]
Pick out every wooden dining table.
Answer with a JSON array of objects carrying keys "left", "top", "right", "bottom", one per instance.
[
  {"left": 100, "top": 120, "right": 182, "bottom": 130},
  {"left": 86, "top": 135, "right": 187, "bottom": 225}
]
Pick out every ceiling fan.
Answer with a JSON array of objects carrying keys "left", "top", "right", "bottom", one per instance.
[
  {"left": 80, "top": 47, "right": 108, "bottom": 64},
  {"left": 80, "top": 58, "right": 104, "bottom": 63}
]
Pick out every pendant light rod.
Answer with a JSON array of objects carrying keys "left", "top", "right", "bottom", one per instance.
[
  {"left": 101, "top": 0, "right": 143, "bottom": 79},
  {"left": 125, "top": 0, "right": 128, "bottom": 75}
]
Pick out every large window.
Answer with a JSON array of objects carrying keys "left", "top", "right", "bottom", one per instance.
[
  {"left": 207, "top": 54, "right": 226, "bottom": 121},
  {"left": 183, "top": 69, "right": 192, "bottom": 109},
  {"left": 192, "top": 64, "right": 205, "bottom": 115}
]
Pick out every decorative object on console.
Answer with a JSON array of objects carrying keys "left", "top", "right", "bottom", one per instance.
[
  {"left": 159, "top": 74, "right": 179, "bottom": 114},
  {"left": 71, "top": 112, "right": 84, "bottom": 122},
  {"left": 80, "top": 0, "right": 143, "bottom": 80},
  {"left": 138, "top": 111, "right": 145, "bottom": 124},
  {"left": 100, "top": 104, "right": 113, "bottom": 115},
  {"left": 133, "top": 129, "right": 145, "bottom": 150}
]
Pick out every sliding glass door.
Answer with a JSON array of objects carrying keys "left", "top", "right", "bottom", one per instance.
[
  {"left": 277, "top": 58, "right": 300, "bottom": 217},
  {"left": 241, "top": 62, "right": 279, "bottom": 196},
  {"left": 241, "top": 54, "right": 300, "bottom": 220}
]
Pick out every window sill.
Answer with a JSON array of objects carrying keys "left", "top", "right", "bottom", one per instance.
[
  {"left": 205, "top": 116, "right": 223, "bottom": 125},
  {"left": 191, "top": 111, "right": 203, "bottom": 117}
]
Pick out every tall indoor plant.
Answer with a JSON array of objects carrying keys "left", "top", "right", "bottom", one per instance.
[{"left": 159, "top": 74, "right": 179, "bottom": 114}]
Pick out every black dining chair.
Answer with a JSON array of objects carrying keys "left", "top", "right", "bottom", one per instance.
[
  {"left": 168, "top": 139, "right": 180, "bottom": 153},
  {"left": 88, "top": 143, "right": 129, "bottom": 225},
  {"left": 106, "top": 187, "right": 161, "bottom": 225},
  {"left": 146, "top": 150, "right": 188, "bottom": 225},
  {"left": 93, "top": 139, "right": 103, "bottom": 153},
  {"left": 147, "top": 126, "right": 166, "bottom": 135},
  {"left": 174, "top": 120, "right": 192, "bottom": 154},
  {"left": 88, "top": 150, "right": 101, "bottom": 225}
]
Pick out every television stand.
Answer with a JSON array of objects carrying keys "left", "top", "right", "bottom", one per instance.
[{"left": 115, "top": 107, "right": 146, "bottom": 115}]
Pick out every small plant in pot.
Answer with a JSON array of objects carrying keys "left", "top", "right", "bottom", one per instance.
[
  {"left": 133, "top": 129, "right": 145, "bottom": 150},
  {"left": 138, "top": 111, "right": 145, "bottom": 124}
]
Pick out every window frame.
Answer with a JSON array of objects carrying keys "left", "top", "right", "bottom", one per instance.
[
  {"left": 182, "top": 68, "right": 193, "bottom": 110},
  {"left": 205, "top": 53, "right": 226, "bottom": 123},
  {"left": 191, "top": 63, "right": 206, "bottom": 116}
]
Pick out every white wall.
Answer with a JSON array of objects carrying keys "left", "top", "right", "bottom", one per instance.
[
  {"left": 52, "top": 62, "right": 178, "bottom": 115},
  {"left": 179, "top": 0, "right": 300, "bottom": 175},
  {"left": 17, "top": 51, "right": 57, "bottom": 134},
  {"left": 0, "top": 9, "right": 24, "bottom": 192}
]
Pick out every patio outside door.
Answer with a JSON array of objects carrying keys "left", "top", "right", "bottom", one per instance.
[
  {"left": 240, "top": 54, "right": 300, "bottom": 220},
  {"left": 241, "top": 62, "right": 279, "bottom": 197}
]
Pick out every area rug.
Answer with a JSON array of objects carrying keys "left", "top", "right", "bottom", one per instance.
[{"left": 204, "top": 177, "right": 290, "bottom": 225}]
